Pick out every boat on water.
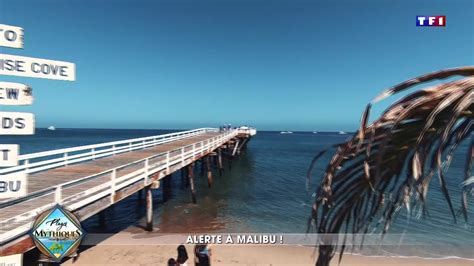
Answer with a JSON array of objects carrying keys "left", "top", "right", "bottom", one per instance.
[
  {"left": 280, "top": 131, "right": 293, "bottom": 134},
  {"left": 338, "top": 131, "right": 346, "bottom": 135},
  {"left": 313, "top": 131, "right": 318, "bottom": 134},
  {"left": 47, "top": 126, "right": 56, "bottom": 131}
]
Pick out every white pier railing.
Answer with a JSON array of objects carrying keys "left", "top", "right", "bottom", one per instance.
[
  {"left": 0, "top": 129, "right": 238, "bottom": 244},
  {"left": 0, "top": 128, "right": 216, "bottom": 175}
]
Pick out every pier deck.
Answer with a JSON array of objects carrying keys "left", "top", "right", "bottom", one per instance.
[{"left": 0, "top": 127, "right": 255, "bottom": 256}]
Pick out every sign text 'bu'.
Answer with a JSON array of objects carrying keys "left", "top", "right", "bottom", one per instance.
[
  {"left": 0, "top": 82, "right": 33, "bottom": 105},
  {"left": 0, "top": 172, "right": 27, "bottom": 198},
  {"left": 0, "top": 111, "right": 35, "bottom": 135},
  {"left": 0, "top": 54, "right": 75, "bottom": 81},
  {"left": 0, "top": 24, "right": 24, "bottom": 49}
]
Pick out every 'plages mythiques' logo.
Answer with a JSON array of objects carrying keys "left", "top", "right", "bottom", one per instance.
[{"left": 30, "top": 205, "right": 85, "bottom": 262}]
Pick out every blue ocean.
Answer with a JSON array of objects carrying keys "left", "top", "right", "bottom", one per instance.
[{"left": 4, "top": 128, "right": 473, "bottom": 260}]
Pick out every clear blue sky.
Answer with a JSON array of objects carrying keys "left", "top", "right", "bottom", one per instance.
[{"left": 0, "top": 0, "right": 472, "bottom": 131}]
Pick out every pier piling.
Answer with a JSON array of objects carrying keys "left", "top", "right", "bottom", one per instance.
[
  {"left": 145, "top": 185, "right": 153, "bottom": 231},
  {"left": 200, "top": 159, "right": 205, "bottom": 176},
  {"left": 206, "top": 156, "right": 213, "bottom": 187},
  {"left": 180, "top": 168, "right": 186, "bottom": 189},
  {"left": 218, "top": 148, "right": 223, "bottom": 176},
  {"left": 188, "top": 163, "right": 197, "bottom": 204}
]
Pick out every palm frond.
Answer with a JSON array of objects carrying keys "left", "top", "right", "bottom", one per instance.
[{"left": 308, "top": 67, "right": 474, "bottom": 266}]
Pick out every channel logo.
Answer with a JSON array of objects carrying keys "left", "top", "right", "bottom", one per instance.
[
  {"left": 416, "top": 16, "right": 446, "bottom": 27},
  {"left": 30, "top": 205, "right": 85, "bottom": 262}
]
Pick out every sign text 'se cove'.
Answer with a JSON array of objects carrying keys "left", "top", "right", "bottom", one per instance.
[{"left": 0, "top": 54, "right": 75, "bottom": 81}]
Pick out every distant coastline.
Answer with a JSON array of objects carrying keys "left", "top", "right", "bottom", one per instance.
[{"left": 34, "top": 127, "right": 355, "bottom": 135}]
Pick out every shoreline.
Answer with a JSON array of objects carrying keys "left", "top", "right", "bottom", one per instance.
[
  {"left": 61, "top": 243, "right": 473, "bottom": 265},
  {"left": 59, "top": 231, "right": 474, "bottom": 265}
]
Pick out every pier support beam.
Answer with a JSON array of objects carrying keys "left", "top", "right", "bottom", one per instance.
[
  {"left": 99, "top": 210, "right": 106, "bottom": 229},
  {"left": 218, "top": 148, "right": 223, "bottom": 176},
  {"left": 162, "top": 175, "right": 172, "bottom": 202},
  {"left": 145, "top": 186, "right": 153, "bottom": 231},
  {"left": 200, "top": 159, "right": 205, "bottom": 176},
  {"left": 180, "top": 169, "right": 184, "bottom": 189},
  {"left": 180, "top": 168, "right": 187, "bottom": 189},
  {"left": 138, "top": 189, "right": 143, "bottom": 200},
  {"left": 188, "top": 163, "right": 197, "bottom": 204},
  {"left": 206, "top": 156, "right": 213, "bottom": 188}
]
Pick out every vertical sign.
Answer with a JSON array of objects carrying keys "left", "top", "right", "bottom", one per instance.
[
  {"left": 0, "top": 23, "right": 75, "bottom": 200},
  {"left": 0, "top": 82, "right": 33, "bottom": 105},
  {"left": 0, "top": 144, "right": 19, "bottom": 167},
  {"left": 0, "top": 54, "right": 76, "bottom": 81},
  {"left": 0, "top": 24, "right": 24, "bottom": 49},
  {"left": 0, "top": 172, "right": 27, "bottom": 198},
  {"left": 0, "top": 112, "right": 35, "bottom": 135}
]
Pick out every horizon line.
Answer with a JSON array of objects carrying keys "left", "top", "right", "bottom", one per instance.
[{"left": 35, "top": 127, "right": 354, "bottom": 133}]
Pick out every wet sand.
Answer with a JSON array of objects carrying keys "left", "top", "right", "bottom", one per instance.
[{"left": 62, "top": 243, "right": 473, "bottom": 265}]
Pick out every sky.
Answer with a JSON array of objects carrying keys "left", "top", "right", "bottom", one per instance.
[{"left": 0, "top": 0, "right": 472, "bottom": 131}]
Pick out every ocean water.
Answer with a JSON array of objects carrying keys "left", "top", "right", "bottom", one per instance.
[{"left": 4, "top": 129, "right": 473, "bottom": 259}]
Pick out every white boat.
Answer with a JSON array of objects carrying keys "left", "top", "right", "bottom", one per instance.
[
  {"left": 338, "top": 131, "right": 346, "bottom": 135},
  {"left": 313, "top": 131, "right": 318, "bottom": 134},
  {"left": 47, "top": 126, "right": 56, "bottom": 131},
  {"left": 280, "top": 131, "right": 293, "bottom": 134}
]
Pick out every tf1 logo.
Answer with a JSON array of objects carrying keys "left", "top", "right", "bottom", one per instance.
[{"left": 416, "top": 16, "right": 446, "bottom": 27}]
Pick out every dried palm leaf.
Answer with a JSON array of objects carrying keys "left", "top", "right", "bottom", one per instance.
[{"left": 308, "top": 67, "right": 474, "bottom": 266}]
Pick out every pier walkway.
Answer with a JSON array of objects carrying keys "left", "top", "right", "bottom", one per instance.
[{"left": 0, "top": 127, "right": 256, "bottom": 256}]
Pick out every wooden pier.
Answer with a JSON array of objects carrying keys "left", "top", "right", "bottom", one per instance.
[{"left": 0, "top": 127, "right": 256, "bottom": 256}]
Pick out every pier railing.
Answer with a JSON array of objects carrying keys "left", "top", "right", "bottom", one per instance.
[
  {"left": 0, "top": 128, "right": 216, "bottom": 175},
  {"left": 0, "top": 129, "right": 238, "bottom": 244}
]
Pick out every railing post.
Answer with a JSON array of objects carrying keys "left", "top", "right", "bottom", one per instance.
[
  {"left": 201, "top": 141, "right": 205, "bottom": 156},
  {"left": 166, "top": 151, "right": 170, "bottom": 174},
  {"left": 110, "top": 169, "right": 116, "bottom": 203},
  {"left": 192, "top": 143, "right": 196, "bottom": 160},
  {"left": 144, "top": 158, "right": 149, "bottom": 180},
  {"left": 92, "top": 148, "right": 96, "bottom": 160},
  {"left": 181, "top": 147, "right": 185, "bottom": 167},
  {"left": 24, "top": 159, "right": 29, "bottom": 171},
  {"left": 55, "top": 185, "right": 62, "bottom": 204},
  {"left": 64, "top": 152, "right": 69, "bottom": 166},
  {"left": 145, "top": 158, "right": 150, "bottom": 179}
]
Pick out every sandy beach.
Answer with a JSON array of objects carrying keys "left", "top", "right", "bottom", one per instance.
[{"left": 62, "top": 244, "right": 473, "bottom": 266}]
